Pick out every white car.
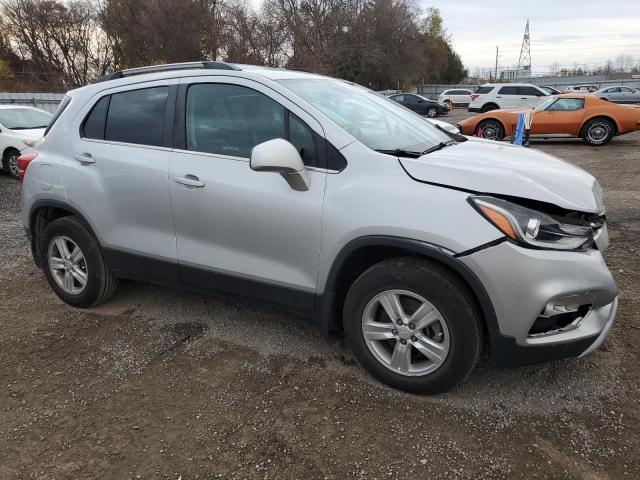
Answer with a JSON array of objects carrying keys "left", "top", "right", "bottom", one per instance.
[
  {"left": 564, "top": 85, "right": 598, "bottom": 94},
  {"left": 438, "top": 89, "right": 473, "bottom": 107},
  {"left": 468, "top": 83, "right": 549, "bottom": 113},
  {"left": 0, "top": 106, "right": 51, "bottom": 179}
]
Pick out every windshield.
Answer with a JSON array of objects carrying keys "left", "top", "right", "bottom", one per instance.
[
  {"left": 534, "top": 97, "right": 557, "bottom": 111},
  {"left": 279, "top": 78, "right": 452, "bottom": 152},
  {"left": 0, "top": 108, "right": 52, "bottom": 130}
]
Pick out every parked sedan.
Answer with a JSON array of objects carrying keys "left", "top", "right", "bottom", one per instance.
[
  {"left": 594, "top": 86, "right": 640, "bottom": 104},
  {"left": 388, "top": 93, "right": 449, "bottom": 117},
  {"left": 0, "top": 106, "right": 51, "bottom": 179},
  {"left": 457, "top": 94, "right": 640, "bottom": 146}
]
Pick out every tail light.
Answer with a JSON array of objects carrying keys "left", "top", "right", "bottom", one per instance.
[
  {"left": 470, "top": 94, "right": 480, "bottom": 102},
  {"left": 17, "top": 152, "right": 37, "bottom": 184}
]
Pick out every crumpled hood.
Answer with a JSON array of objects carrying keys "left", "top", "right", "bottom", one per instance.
[{"left": 400, "top": 138, "right": 604, "bottom": 213}]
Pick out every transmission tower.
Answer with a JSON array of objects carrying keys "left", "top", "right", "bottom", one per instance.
[{"left": 517, "top": 19, "right": 531, "bottom": 74}]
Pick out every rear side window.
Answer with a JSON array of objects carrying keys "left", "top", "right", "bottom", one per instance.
[
  {"left": 104, "top": 87, "right": 169, "bottom": 147},
  {"left": 498, "top": 86, "right": 519, "bottom": 95},
  {"left": 44, "top": 95, "right": 71, "bottom": 136},
  {"left": 475, "top": 86, "right": 494, "bottom": 94},
  {"left": 82, "top": 96, "right": 110, "bottom": 140}
]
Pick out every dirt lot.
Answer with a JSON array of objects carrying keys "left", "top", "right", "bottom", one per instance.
[{"left": 1, "top": 110, "right": 639, "bottom": 479}]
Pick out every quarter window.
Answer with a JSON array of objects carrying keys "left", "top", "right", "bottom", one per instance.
[
  {"left": 82, "top": 96, "right": 110, "bottom": 140},
  {"left": 186, "top": 83, "right": 285, "bottom": 158},
  {"left": 519, "top": 86, "right": 544, "bottom": 96},
  {"left": 104, "top": 87, "right": 169, "bottom": 146}
]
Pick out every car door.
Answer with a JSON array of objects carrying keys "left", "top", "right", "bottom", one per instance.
[
  {"left": 518, "top": 86, "right": 547, "bottom": 108},
  {"left": 495, "top": 86, "right": 519, "bottom": 108},
  {"left": 168, "top": 77, "right": 327, "bottom": 310},
  {"left": 618, "top": 87, "right": 637, "bottom": 104},
  {"left": 65, "top": 80, "right": 179, "bottom": 280},
  {"left": 532, "top": 98, "right": 586, "bottom": 135},
  {"left": 599, "top": 87, "right": 616, "bottom": 101},
  {"left": 404, "top": 95, "right": 425, "bottom": 114}
]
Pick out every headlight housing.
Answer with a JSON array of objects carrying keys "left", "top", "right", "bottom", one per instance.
[{"left": 469, "top": 195, "right": 604, "bottom": 251}]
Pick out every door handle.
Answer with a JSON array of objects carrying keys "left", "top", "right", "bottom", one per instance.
[
  {"left": 174, "top": 174, "right": 205, "bottom": 188},
  {"left": 75, "top": 152, "right": 95, "bottom": 164}
]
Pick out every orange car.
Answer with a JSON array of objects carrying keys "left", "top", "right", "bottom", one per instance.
[{"left": 457, "top": 94, "right": 640, "bottom": 146}]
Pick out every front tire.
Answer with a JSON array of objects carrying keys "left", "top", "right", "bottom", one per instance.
[
  {"left": 582, "top": 118, "right": 614, "bottom": 146},
  {"left": 343, "top": 258, "right": 482, "bottom": 394},
  {"left": 475, "top": 120, "right": 505, "bottom": 140},
  {"left": 426, "top": 106, "right": 438, "bottom": 118},
  {"left": 3, "top": 148, "right": 20, "bottom": 179},
  {"left": 40, "top": 217, "right": 118, "bottom": 308}
]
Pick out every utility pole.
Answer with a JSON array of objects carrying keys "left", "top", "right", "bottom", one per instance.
[{"left": 495, "top": 46, "right": 499, "bottom": 81}]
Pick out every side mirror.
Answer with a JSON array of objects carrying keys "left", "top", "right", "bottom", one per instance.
[{"left": 250, "top": 138, "right": 310, "bottom": 191}]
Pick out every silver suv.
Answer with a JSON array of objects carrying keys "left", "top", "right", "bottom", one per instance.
[{"left": 20, "top": 62, "right": 618, "bottom": 394}]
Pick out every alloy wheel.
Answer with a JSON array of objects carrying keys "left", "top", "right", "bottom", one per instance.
[
  {"left": 361, "top": 289, "right": 450, "bottom": 377},
  {"left": 588, "top": 124, "right": 609, "bottom": 143},
  {"left": 7, "top": 153, "right": 19, "bottom": 178},
  {"left": 48, "top": 236, "right": 88, "bottom": 295}
]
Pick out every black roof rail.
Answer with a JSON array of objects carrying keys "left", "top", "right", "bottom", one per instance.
[{"left": 93, "top": 61, "right": 240, "bottom": 83}]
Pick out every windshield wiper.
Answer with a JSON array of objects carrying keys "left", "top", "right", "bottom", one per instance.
[
  {"left": 420, "top": 140, "right": 456, "bottom": 155},
  {"left": 375, "top": 141, "right": 456, "bottom": 159},
  {"left": 10, "top": 125, "right": 48, "bottom": 130},
  {"left": 374, "top": 148, "right": 425, "bottom": 158}
]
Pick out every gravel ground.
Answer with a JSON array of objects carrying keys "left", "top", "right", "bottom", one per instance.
[{"left": 1, "top": 112, "right": 639, "bottom": 479}]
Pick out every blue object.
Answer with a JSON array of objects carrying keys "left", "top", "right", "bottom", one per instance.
[{"left": 512, "top": 113, "right": 525, "bottom": 146}]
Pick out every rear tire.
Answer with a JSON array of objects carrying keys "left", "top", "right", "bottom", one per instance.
[
  {"left": 343, "top": 258, "right": 482, "bottom": 394},
  {"left": 426, "top": 106, "right": 438, "bottom": 117},
  {"left": 481, "top": 103, "right": 498, "bottom": 113},
  {"left": 40, "top": 217, "right": 118, "bottom": 308},
  {"left": 581, "top": 118, "right": 614, "bottom": 146},
  {"left": 475, "top": 120, "right": 505, "bottom": 140},
  {"left": 3, "top": 148, "right": 20, "bottom": 179}
]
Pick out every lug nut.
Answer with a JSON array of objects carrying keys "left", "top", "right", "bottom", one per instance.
[
  {"left": 400, "top": 339, "right": 407, "bottom": 345},
  {"left": 410, "top": 335, "right": 417, "bottom": 342},
  {"left": 408, "top": 322, "right": 415, "bottom": 330},
  {"left": 396, "top": 319, "right": 403, "bottom": 326},
  {"left": 391, "top": 329, "right": 398, "bottom": 336}
]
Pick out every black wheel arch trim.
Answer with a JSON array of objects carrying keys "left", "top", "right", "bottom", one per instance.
[
  {"left": 28, "top": 199, "right": 102, "bottom": 266},
  {"left": 315, "top": 235, "right": 501, "bottom": 339}
]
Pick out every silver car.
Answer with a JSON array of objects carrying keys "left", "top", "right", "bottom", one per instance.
[
  {"left": 20, "top": 62, "right": 618, "bottom": 394},
  {"left": 594, "top": 85, "right": 640, "bottom": 104}
]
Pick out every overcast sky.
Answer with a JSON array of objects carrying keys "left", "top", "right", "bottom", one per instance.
[
  {"left": 249, "top": 0, "right": 640, "bottom": 74},
  {"left": 420, "top": 0, "right": 640, "bottom": 74}
]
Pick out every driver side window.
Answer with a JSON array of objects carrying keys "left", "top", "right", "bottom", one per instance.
[
  {"left": 548, "top": 98, "right": 584, "bottom": 111},
  {"left": 185, "top": 83, "right": 319, "bottom": 167}
]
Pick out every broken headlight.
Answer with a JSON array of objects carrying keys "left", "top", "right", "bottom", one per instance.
[{"left": 469, "top": 195, "right": 603, "bottom": 251}]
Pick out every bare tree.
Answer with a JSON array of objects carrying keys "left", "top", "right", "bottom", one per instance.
[{"left": 1, "top": 0, "right": 114, "bottom": 88}]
